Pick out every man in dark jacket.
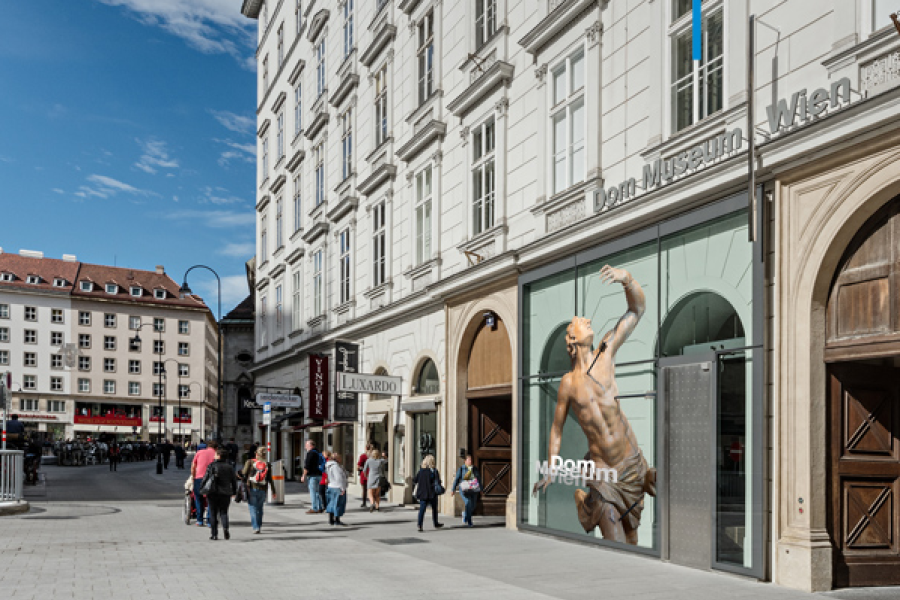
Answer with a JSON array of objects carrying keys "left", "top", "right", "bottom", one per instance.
[
  {"left": 161, "top": 439, "right": 173, "bottom": 469},
  {"left": 300, "top": 440, "right": 323, "bottom": 514},
  {"left": 202, "top": 447, "right": 238, "bottom": 540}
]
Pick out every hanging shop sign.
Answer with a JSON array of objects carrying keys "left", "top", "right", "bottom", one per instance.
[
  {"left": 337, "top": 372, "right": 403, "bottom": 395},
  {"left": 309, "top": 354, "right": 329, "bottom": 421},
  {"left": 255, "top": 393, "right": 302, "bottom": 408},
  {"left": 333, "top": 341, "right": 359, "bottom": 422}
]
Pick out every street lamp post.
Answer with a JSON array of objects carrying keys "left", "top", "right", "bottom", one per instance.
[
  {"left": 186, "top": 381, "right": 203, "bottom": 445},
  {"left": 178, "top": 266, "right": 223, "bottom": 443},
  {"left": 130, "top": 321, "right": 165, "bottom": 475}
]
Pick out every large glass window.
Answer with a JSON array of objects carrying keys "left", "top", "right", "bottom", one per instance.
[
  {"left": 316, "top": 39, "right": 326, "bottom": 98},
  {"left": 413, "top": 411, "right": 437, "bottom": 482},
  {"left": 475, "top": 0, "right": 497, "bottom": 49},
  {"left": 415, "top": 166, "right": 433, "bottom": 265},
  {"left": 670, "top": 4, "right": 723, "bottom": 133},
  {"left": 313, "top": 249, "right": 323, "bottom": 316},
  {"left": 472, "top": 118, "right": 495, "bottom": 236},
  {"left": 551, "top": 48, "right": 585, "bottom": 194},
  {"left": 373, "top": 201, "right": 387, "bottom": 286},
  {"left": 341, "top": 108, "right": 353, "bottom": 180},
  {"left": 417, "top": 11, "right": 435, "bottom": 104},
  {"left": 343, "top": 0, "right": 354, "bottom": 58},
  {"left": 374, "top": 66, "right": 388, "bottom": 147},
  {"left": 339, "top": 228, "right": 351, "bottom": 304}
]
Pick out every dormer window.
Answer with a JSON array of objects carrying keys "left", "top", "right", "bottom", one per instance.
[
  {"left": 80, "top": 281, "right": 93, "bottom": 292},
  {"left": 154, "top": 289, "right": 166, "bottom": 300},
  {"left": 53, "top": 278, "right": 66, "bottom": 287},
  {"left": 130, "top": 286, "right": 142, "bottom": 297},
  {"left": 105, "top": 284, "right": 118, "bottom": 294},
  {"left": 26, "top": 275, "right": 40, "bottom": 285},
  {"left": 1, "top": 273, "right": 14, "bottom": 282}
]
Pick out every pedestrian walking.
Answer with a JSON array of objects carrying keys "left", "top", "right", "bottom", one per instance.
[
  {"left": 241, "top": 447, "right": 276, "bottom": 534},
  {"left": 363, "top": 449, "right": 388, "bottom": 512},
  {"left": 174, "top": 443, "right": 186, "bottom": 469},
  {"left": 201, "top": 447, "right": 238, "bottom": 541},
  {"left": 325, "top": 453, "right": 348, "bottom": 526},
  {"left": 108, "top": 443, "right": 120, "bottom": 471},
  {"left": 300, "top": 440, "right": 324, "bottom": 514},
  {"left": 356, "top": 445, "right": 371, "bottom": 507},
  {"left": 190, "top": 440, "right": 218, "bottom": 527},
  {"left": 161, "top": 439, "right": 173, "bottom": 469},
  {"left": 319, "top": 450, "right": 332, "bottom": 512},
  {"left": 451, "top": 454, "right": 482, "bottom": 527},
  {"left": 413, "top": 454, "right": 444, "bottom": 532}
]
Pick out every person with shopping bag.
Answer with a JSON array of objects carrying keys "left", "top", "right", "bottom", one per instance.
[
  {"left": 451, "top": 454, "right": 482, "bottom": 527},
  {"left": 240, "top": 447, "right": 277, "bottom": 534}
]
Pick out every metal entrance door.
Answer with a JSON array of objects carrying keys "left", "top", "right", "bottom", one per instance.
[{"left": 659, "top": 354, "right": 715, "bottom": 569}]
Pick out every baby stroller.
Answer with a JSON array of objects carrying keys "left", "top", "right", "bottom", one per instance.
[{"left": 182, "top": 476, "right": 207, "bottom": 525}]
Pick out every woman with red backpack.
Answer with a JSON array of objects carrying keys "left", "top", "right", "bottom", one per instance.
[{"left": 240, "top": 447, "right": 276, "bottom": 534}]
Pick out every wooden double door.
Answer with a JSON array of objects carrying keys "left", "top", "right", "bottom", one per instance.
[
  {"left": 468, "top": 395, "right": 512, "bottom": 516},
  {"left": 828, "top": 363, "right": 900, "bottom": 587}
]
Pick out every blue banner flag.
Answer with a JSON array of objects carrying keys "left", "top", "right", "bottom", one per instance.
[{"left": 692, "top": 0, "right": 701, "bottom": 61}]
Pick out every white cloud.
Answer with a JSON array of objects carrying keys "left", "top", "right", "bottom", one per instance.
[
  {"left": 75, "top": 174, "right": 154, "bottom": 199},
  {"left": 197, "top": 185, "right": 247, "bottom": 206},
  {"left": 165, "top": 209, "right": 255, "bottom": 228},
  {"left": 210, "top": 110, "right": 255, "bottom": 135},
  {"left": 218, "top": 242, "right": 255, "bottom": 258},
  {"left": 52, "top": 188, "right": 65, "bottom": 194},
  {"left": 134, "top": 138, "right": 179, "bottom": 175},
  {"left": 97, "top": 0, "right": 256, "bottom": 68},
  {"left": 195, "top": 274, "right": 251, "bottom": 311},
  {"left": 215, "top": 138, "right": 256, "bottom": 167}
]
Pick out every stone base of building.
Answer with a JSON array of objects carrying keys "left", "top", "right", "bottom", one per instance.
[{"left": 774, "top": 529, "right": 833, "bottom": 592}]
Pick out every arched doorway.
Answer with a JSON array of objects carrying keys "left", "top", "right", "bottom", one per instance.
[
  {"left": 466, "top": 315, "right": 513, "bottom": 516},
  {"left": 826, "top": 197, "right": 900, "bottom": 587}
]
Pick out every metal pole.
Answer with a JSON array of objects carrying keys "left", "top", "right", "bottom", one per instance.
[
  {"left": 1, "top": 376, "right": 7, "bottom": 451},
  {"left": 748, "top": 14, "right": 756, "bottom": 242}
]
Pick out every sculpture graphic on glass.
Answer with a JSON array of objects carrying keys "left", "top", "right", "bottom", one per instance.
[{"left": 533, "top": 265, "right": 657, "bottom": 545}]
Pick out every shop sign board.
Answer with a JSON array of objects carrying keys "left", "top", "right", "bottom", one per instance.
[
  {"left": 333, "top": 341, "right": 359, "bottom": 422},
  {"left": 309, "top": 354, "right": 329, "bottom": 421},
  {"left": 255, "top": 393, "right": 301, "bottom": 408},
  {"left": 336, "top": 372, "right": 402, "bottom": 396}
]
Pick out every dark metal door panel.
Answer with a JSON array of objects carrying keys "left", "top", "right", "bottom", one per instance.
[{"left": 663, "top": 360, "right": 713, "bottom": 569}]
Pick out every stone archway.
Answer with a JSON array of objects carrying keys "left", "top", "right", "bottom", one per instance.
[{"left": 774, "top": 134, "right": 900, "bottom": 591}]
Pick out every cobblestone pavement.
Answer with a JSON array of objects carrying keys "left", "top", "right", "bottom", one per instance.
[{"left": 1, "top": 461, "right": 897, "bottom": 600}]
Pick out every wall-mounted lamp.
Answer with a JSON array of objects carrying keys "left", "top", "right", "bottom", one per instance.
[{"left": 483, "top": 311, "right": 497, "bottom": 330}]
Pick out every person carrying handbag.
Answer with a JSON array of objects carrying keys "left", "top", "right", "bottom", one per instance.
[
  {"left": 412, "top": 454, "right": 445, "bottom": 532},
  {"left": 240, "top": 447, "right": 277, "bottom": 534},
  {"left": 451, "top": 454, "right": 482, "bottom": 528},
  {"left": 201, "top": 447, "right": 238, "bottom": 540}
]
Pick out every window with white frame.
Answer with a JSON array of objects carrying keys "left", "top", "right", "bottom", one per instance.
[
  {"left": 129, "top": 360, "right": 141, "bottom": 374},
  {"left": 178, "top": 320, "right": 189, "bottom": 334},
  {"left": 0, "top": 304, "right": 7, "bottom": 318},
  {"left": 49, "top": 400, "right": 65, "bottom": 412},
  {"left": 21, "top": 398, "right": 38, "bottom": 410},
  {"left": 154, "top": 288, "right": 166, "bottom": 299},
  {"left": 179, "top": 384, "right": 190, "bottom": 399},
  {"left": 415, "top": 165, "right": 433, "bottom": 265},
  {"left": 153, "top": 382, "right": 164, "bottom": 398},
  {"left": 51, "top": 308, "right": 64, "bottom": 323},
  {"left": 104, "top": 358, "right": 116, "bottom": 373},
  {"left": 131, "top": 286, "right": 142, "bottom": 297},
  {"left": 343, "top": 0, "right": 354, "bottom": 57},
  {"left": 51, "top": 354, "right": 63, "bottom": 369},
  {"left": 0, "top": 327, "right": 8, "bottom": 342},
  {"left": 153, "top": 317, "right": 164, "bottom": 332},
  {"left": 292, "top": 270, "right": 301, "bottom": 330},
  {"left": 339, "top": 228, "right": 351, "bottom": 304},
  {"left": 417, "top": 11, "right": 435, "bottom": 104},
  {"left": 314, "top": 142, "right": 325, "bottom": 206},
  {"left": 275, "top": 284, "right": 283, "bottom": 329},
  {"left": 129, "top": 382, "right": 140, "bottom": 396},
  {"left": 78, "top": 378, "right": 90, "bottom": 392},
  {"left": 79, "top": 356, "right": 91, "bottom": 371},
  {"left": 293, "top": 174, "right": 302, "bottom": 232},
  {"left": 261, "top": 212, "right": 269, "bottom": 263},
  {"left": 178, "top": 363, "right": 189, "bottom": 377},
  {"left": 551, "top": 47, "right": 585, "bottom": 194},
  {"left": 0, "top": 274, "right": 13, "bottom": 282},
  {"left": 79, "top": 334, "right": 91, "bottom": 349},
  {"left": 26, "top": 275, "right": 39, "bottom": 284},
  {"left": 472, "top": 118, "right": 496, "bottom": 235},
  {"left": 341, "top": 108, "right": 353, "bottom": 180},
  {"left": 277, "top": 111, "right": 285, "bottom": 160},
  {"left": 24, "top": 352, "right": 36, "bottom": 367},
  {"left": 23, "top": 375, "right": 36, "bottom": 390},
  {"left": 79, "top": 311, "right": 91, "bottom": 325},
  {"left": 51, "top": 377, "right": 63, "bottom": 392},
  {"left": 80, "top": 281, "right": 92, "bottom": 292},
  {"left": 294, "top": 83, "right": 302, "bottom": 135},
  {"left": 374, "top": 65, "right": 388, "bottom": 146},
  {"left": 178, "top": 342, "right": 189, "bottom": 356},
  {"left": 296, "top": 0, "right": 303, "bottom": 35},
  {"left": 276, "top": 197, "right": 284, "bottom": 249},
  {"left": 373, "top": 201, "right": 386, "bottom": 286},
  {"left": 104, "top": 336, "right": 116, "bottom": 350},
  {"left": 670, "top": 1, "right": 723, "bottom": 133},
  {"left": 51, "top": 331, "right": 63, "bottom": 345},
  {"left": 153, "top": 340, "right": 164, "bottom": 354},
  {"left": 277, "top": 23, "right": 284, "bottom": 66},
  {"left": 54, "top": 278, "right": 66, "bottom": 287},
  {"left": 129, "top": 316, "right": 140, "bottom": 330},
  {"left": 313, "top": 249, "right": 323, "bottom": 316},
  {"left": 316, "top": 38, "right": 326, "bottom": 98},
  {"left": 106, "top": 283, "right": 118, "bottom": 294},
  {"left": 104, "top": 380, "right": 115, "bottom": 394},
  {"left": 104, "top": 313, "right": 116, "bottom": 328},
  {"left": 261, "top": 136, "right": 269, "bottom": 183},
  {"left": 153, "top": 361, "right": 165, "bottom": 376},
  {"left": 24, "top": 306, "right": 36, "bottom": 321},
  {"left": 260, "top": 296, "right": 267, "bottom": 345},
  {"left": 24, "top": 330, "right": 36, "bottom": 344},
  {"left": 0, "top": 350, "right": 7, "bottom": 365},
  {"left": 476, "top": 0, "right": 497, "bottom": 49},
  {"left": 262, "top": 55, "right": 269, "bottom": 94}
]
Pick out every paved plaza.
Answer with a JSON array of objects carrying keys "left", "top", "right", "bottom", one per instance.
[{"left": 0, "top": 461, "right": 897, "bottom": 600}]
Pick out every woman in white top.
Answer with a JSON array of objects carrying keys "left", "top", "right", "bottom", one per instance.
[{"left": 325, "top": 453, "right": 349, "bottom": 526}]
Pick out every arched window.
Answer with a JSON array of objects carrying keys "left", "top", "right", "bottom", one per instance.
[
  {"left": 660, "top": 291, "right": 745, "bottom": 357},
  {"left": 414, "top": 358, "right": 440, "bottom": 395}
]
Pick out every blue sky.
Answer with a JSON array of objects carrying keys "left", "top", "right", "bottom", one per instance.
[{"left": 0, "top": 0, "right": 259, "bottom": 315}]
